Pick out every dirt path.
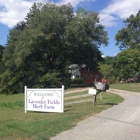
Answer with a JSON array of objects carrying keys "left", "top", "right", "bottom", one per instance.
[{"left": 51, "top": 89, "right": 140, "bottom": 140}]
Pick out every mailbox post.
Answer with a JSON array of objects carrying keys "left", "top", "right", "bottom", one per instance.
[
  {"left": 93, "top": 95, "right": 96, "bottom": 106},
  {"left": 88, "top": 81, "right": 109, "bottom": 106},
  {"left": 92, "top": 89, "right": 102, "bottom": 106}
]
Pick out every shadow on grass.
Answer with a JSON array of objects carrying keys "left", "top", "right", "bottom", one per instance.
[
  {"left": 64, "top": 109, "right": 74, "bottom": 112},
  {"left": 97, "top": 102, "right": 118, "bottom": 106},
  {"left": 64, "top": 105, "right": 76, "bottom": 112}
]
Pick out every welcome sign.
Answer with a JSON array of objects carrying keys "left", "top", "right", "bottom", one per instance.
[{"left": 25, "top": 85, "right": 64, "bottom": 113}]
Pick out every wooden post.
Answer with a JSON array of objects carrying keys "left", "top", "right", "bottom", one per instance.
[
  {"left": 93, "top": 95, "right": 96, "bottom": 106},
  {"left": 25, "top": 86, "right": 27, "bottom": 113}
]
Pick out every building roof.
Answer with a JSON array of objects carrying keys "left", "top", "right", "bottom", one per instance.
[{"left": 68, "top": 64, "right": 86, "bottom": 75}]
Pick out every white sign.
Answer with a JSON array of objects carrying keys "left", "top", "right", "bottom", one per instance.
[
  {"left": 25, "top": 85, "right": 64, "bottom": 113},
  {"left": 88, "top": 88, "right": 97, "bottom": 95}
]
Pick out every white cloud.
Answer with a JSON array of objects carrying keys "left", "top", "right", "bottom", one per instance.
[
  {"left": 59, "top": 0, "right": 96, "bottom": 7},
  {"left": 0, "top": 0, "right": 45, "bottom": 27},
  {"left": 99, "top": 0, "right": 140, "bottom": 27},
  {"left": 0, "top": 0, "right": 96, "bottom": 28},
  {"left": 1, "top": 0, "right": 140, "bottom": 28},
  {"left": 99, "top": 13, "right": 118, "bottom": 27}
]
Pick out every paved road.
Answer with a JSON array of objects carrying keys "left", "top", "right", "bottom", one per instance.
[{"left": 51, "top": 89, "right": 140, "bottom": 140}]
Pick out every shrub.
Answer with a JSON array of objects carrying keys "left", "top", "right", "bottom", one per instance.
[{"left": 71, "top": 78, "right": 83, "bottom": 84}]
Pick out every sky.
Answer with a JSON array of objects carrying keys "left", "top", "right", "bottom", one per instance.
[{"left": 0, "top": 0, "right": 140, "bottom": 57}]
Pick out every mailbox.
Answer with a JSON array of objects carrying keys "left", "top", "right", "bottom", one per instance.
[{"left": 94, "top": 82, "right": 106, "bottom": 91}]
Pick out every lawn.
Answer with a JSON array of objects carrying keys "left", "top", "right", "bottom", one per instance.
[
  {"left": 0, "top": 89, "right": 123, "bottom": 140},
  {"left": 110, "top": 83, "right": 140, "bottom": 92}
]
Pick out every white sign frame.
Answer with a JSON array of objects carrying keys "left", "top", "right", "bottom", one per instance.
[{"left": 25, "top": 85, "right": 64, "bottom": 113}]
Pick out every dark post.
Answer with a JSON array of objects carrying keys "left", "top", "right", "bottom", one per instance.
[{"left": 93, "top": 95, "right": 96, "bottom": 106}]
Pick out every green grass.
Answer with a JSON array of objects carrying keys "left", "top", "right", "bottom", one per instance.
[
  {"left": 65, "top": 96, "right": 91, "bottom": 103},
  {"left": 65, "top": 87, "right": 89, "bottom": 92},
  {"left": 0, "top": 90, "right": 123, "bottom": 140},
  {"left": 110, "top": 83, "right": 140, "bottom": 92},
  {"left": 65, "top": 91, "right": 88, "bottom": 97}
]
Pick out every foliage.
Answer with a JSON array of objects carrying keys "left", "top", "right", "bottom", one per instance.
[
  {"left": 129, "top": 70, "right": 140, "bottom": 82},
  {"left": 0, "top": 61, "right": 6, "bottom": 75},
  {"left": 71, "top": 78, "right": 83, "bottom": 84},
  {"left": 34, "top": 70, "right": 71, "bottom": 88},
  {"left": 103, "top": 56, "right": 115, "bottom": 65},
  {"left": 115, "top": 10, "right": 140, "bottom": 50},
  {"left": 112, "top": 49, "right": 140, "bottom": 80},
  {"left": 0, "top": 44, "right": 4, "bottom": 59},
  {"left": 1, "top": 2, "right": 108, "bottom": 94},
  {"left": 0, "top": 101, "right": 24, "bottom": 108},
  {"left": 99, "top": 63, "right": 113, "bottom": 78},
  {"left": 99, "top": 56, "right": 115, "bottom": 82},
  {"left": 0, "top": 70, "right": 22, "bottom": 94},
  {"left": 0, "top": 45, "right": 6, "bottom": 75}
]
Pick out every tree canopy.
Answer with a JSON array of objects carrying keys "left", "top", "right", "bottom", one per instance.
[
  {"left": 115, "top": 10, "right": 140, "bottom": 50},
  {"left": 0, "top": 45, "right": 6, "bottom": 75},
  {"left": 102, "top": 56, "right": 115, "bottom": 65},
  {"left": 99, "top": 56, "right": 115, "bottom": 82},
  {"left": 113, "top": 49, "right": 140, "bottom": 80},
  {"left": 0, "top": 45, "right": 4, "bottom": 59},
  {"left": 1, "top": 2, "right": 108, "bottom": 94},
  {"left": 99, "top": 63, "right": 113, "bottom": 79}
]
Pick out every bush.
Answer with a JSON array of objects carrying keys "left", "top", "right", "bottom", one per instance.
[{"left": 71, "top": 78, "right": 83, "bottom": 84}]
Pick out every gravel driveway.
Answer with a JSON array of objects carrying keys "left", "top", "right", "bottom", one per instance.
[{"left": 51, "top": 89, "right": 140, "bottom": 140}]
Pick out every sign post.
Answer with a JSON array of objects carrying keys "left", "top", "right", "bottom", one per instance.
[
  {"left": 88, "top": 88, "right": 97, "bottom": 106},
  {"left": 25, "top": 85, "right": 64, "bottom": 113}
]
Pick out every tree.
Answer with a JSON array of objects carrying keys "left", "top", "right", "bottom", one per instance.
[
  {"left": 0, "top": 45, "right": 4, "bottom": 59},
  {"left": 1, "top": 3, "right": 108, "bottom": 94},
  {"left": 0, "top": 45, "right": 6, "bottom": 75},
  {"left": 115, "top": 10, "right": 140, "bottom": 50},
  {"left": 99, "top": 56, "right": 115, "bottom": 82},
  {"left": 99, "top": 64, "right": 113, "bottom": 78},
  {"left": 113, "top": 49, "right": 140, "bottom": 80},
  {"left": 103, "top": 56, "right": 115, "bottom": 65}
]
